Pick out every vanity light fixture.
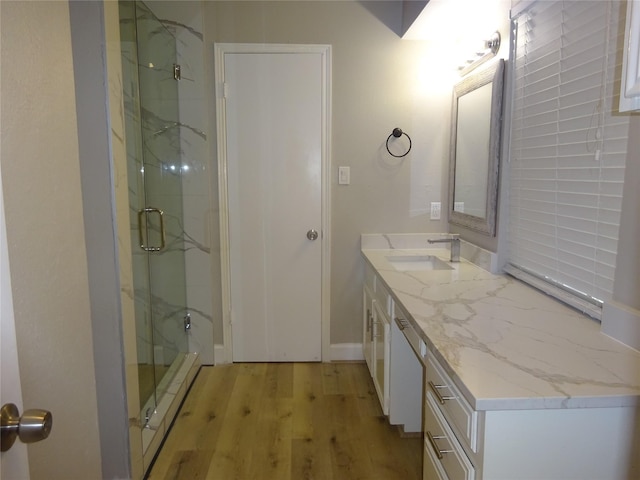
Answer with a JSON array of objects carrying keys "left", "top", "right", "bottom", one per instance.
[{"left": 458, "top": 31, "right": 501, "bottom": 76}]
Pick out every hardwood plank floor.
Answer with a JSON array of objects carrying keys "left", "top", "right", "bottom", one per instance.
[{"left": 147, "top": 363, "right": 422, "bottom": 480}]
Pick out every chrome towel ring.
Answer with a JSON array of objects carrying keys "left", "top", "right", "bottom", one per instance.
[{"left": 386, "top": 128, "right": 412, "bottom": 158}]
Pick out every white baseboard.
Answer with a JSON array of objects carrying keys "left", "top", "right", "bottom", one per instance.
[
  {"left": 329, "top": 343, "right": 364, "bottom": 362},
  {"left": 602, "top": 300, "right": 640, "bottom": 352},
  {"left": 212, "top": 343, "right": 365, "bottom": 363},
  {"left": 213, "top": 344, "right": 228, "bottom": 365}
]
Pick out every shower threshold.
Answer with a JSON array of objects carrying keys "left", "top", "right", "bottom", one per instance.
[{"left": 140, "top": 351, "right": 200, "bottom": 473}]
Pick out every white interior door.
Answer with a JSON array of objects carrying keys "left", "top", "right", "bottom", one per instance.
[
  {"left": 217, "top": 45, "right": 329, "bottom": 362},
  {"left": 1, "top": 5, "right": 28, "bottom": 474},
  {"left": 1, "top": 165, "right": 30, "bottom": 479}
]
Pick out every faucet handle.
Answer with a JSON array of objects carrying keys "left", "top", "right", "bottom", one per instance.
[
  {"left": 427, "top": 233, "right": 459, "bottom": 244},
  {"left": 426, "top": 234, "right": 461, "bottom": 262}
]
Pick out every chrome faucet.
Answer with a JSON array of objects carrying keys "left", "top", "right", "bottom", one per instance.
[{"left": 427, "top": 234, "right": 460, "bottom": 262}]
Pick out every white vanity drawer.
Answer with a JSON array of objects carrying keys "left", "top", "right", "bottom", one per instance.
[
  {"left": 424, "top": 392, "right": 475, "bottom": 480},
  {"left": 426, "top": 352, "right": 478, "bottom": 452}
]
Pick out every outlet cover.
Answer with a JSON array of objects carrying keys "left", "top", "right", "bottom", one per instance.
[{"left": 430, "top": 202, "right": 441, "bottom": 220}]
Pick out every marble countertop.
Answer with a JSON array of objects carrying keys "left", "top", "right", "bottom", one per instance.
[{"left": 361, "top": 234, "right": 640, "bottom": 411}]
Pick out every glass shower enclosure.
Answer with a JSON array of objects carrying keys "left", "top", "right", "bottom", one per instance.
[{"left": 119, "top": 0, "right": 189, "bottom": 427}]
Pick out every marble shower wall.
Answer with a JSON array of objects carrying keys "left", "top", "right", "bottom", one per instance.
[
  {"left": 109, "top": 2, "right": 145, "bottom": 476},
  {"left": 120, "top": 1, "right": 189, "bottom": 372},
  {"left": 147, "top": 1, "right": 215, "bottom": 364}
]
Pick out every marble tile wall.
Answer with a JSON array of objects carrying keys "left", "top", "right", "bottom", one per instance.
[
  {"left": 121, "top": 1, "right": 190, "bottom": 373},
  {"left": 120, "top": 3, "right": 152, "bottom": 369},
  {"left": 148, "top": 1, "right": 214, "bottom": 364},
  {"left": 109, "top": 2, "right": 144, "bottom": 477},
  {"left": 115, "top": 2, "right": 212, "bottom": 477},
  {"left": 136, "top": 2, "right": 189, "bottom": 372},
  {"left": 120, "top": 0, "right": 213, "bottom": 382}
]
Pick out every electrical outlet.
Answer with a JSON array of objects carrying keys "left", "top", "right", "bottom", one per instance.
[{"left": 430, "top": 202, "right": 441, "bottom": 220}]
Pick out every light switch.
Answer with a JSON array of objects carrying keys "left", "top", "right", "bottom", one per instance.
[{"left": 338, "top": 166, "right": 350, "bottom": 185}]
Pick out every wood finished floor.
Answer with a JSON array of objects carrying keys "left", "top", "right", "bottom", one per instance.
[{"left": 147, "top": 362, "right": 422, "bottom": 480}]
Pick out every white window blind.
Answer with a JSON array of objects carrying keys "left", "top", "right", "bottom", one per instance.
[{"left": 507, "top": 0, "right": 630, "bottom": 319}]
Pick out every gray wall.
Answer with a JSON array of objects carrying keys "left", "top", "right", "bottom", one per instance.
[
  {"left": 69, "top": 2, "right": 131, "bottom": 478},
  {"left": 203, "top": 1, "right": 453, "bottom": 345},
  {"left": 203, "top": 0, "right": 639, "bottom": 349},
  {"left": 613, "top": 114, "right": 640, "bottom": 311}
]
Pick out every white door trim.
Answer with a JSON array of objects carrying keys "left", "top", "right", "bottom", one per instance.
[{"left": 214, "top": 43, "right": 331, "bottom": 363}]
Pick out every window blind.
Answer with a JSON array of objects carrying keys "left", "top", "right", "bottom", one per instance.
[{"left": 507, "top": 0, "right": 630, "bottom": 319}]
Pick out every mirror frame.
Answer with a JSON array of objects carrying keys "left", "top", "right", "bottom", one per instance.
[{"left": 448, "top": 59, "right": 504, "bottom": 236}]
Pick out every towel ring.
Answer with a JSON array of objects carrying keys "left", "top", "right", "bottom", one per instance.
[{"left": 386, "top": 128, "right": 412, "bottom": 158}]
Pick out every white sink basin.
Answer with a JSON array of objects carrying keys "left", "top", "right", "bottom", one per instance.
[{"left": 386, "top": 255, "right": 453, "bottom": 272}]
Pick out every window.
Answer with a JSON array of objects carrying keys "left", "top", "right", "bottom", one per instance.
[{"left": 506, "top": 0, "right": 631, "bottom": 319}]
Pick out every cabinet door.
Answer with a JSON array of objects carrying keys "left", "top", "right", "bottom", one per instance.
[
  {"left": 373, "top": 301, "right": 390, "bottom": 415},
  {"left": 389, "top": 315, "right": 423, "bottom": 433},
  {"left": 362, "top": 286, "right": 375, "bottom": 375}
]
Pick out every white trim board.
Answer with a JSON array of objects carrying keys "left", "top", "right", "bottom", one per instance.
[{"left": 329, "top": 343, "right": 365, "bottom": 362}]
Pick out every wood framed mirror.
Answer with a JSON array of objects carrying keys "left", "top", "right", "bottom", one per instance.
[{"left": 448, "top": 59, "right": 504, "bottom": 236}]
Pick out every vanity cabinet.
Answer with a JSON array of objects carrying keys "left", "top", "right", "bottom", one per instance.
[
  {"left": 424, "top": 351, "right": 640, "bottom": 480},
  {"left": 362, "top": 243, "right": 640, "bottom": 480},
  {"left": 363, "top": 264, "right": 422, "bottom": 423},
  {"left": 362, "top": 264, "right": 390, "bottom": 414},
  {"left": 620, "top": 0, "right": 640, "bottom": 111}
]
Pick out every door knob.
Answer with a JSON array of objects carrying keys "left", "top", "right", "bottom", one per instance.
[
  {"left": 307, "top": 229, "right": 319, "bottom": 241},
  {"left": 1, "top": 403, "right": 52, "bottom": 452}
]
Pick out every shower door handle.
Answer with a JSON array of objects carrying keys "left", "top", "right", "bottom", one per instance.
[{"left": 138, "top": 207, "right": 166, "bottom": 252}]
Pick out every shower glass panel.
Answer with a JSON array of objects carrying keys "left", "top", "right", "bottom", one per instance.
[{"left": 119, "top": 0, "right": 188, "bottom": 422}]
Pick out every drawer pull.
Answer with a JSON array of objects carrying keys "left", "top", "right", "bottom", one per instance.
[
  {"left": 428, "top": 380, "right": 455, "bottom": 405},
  {"left": 369, "top": 311, "right": 375, "bottom": 342},
  {"left": 426, "top": 431, "right": 452, "bottom": 460},
  {"left": 394, "top": 317, "right": 409, "bottom": 330}
]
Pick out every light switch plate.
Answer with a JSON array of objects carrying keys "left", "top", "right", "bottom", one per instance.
[
  {"left": 430, "top": 202, "right": 441, "bottom": 220},
  {"left": 338, "top": 166, "right": 350, "bottom": 185}
]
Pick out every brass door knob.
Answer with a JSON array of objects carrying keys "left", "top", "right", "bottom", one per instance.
[{"left": 1, "top": 403, "right": 52, "bottom": 452}]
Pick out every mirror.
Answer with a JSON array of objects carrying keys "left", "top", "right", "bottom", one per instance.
[{"left": 448, "top": 59, "right": 504, "bottom": 236}]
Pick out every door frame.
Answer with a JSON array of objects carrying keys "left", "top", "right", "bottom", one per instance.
[{"left": 214, "top": 43, "right": 332, "bottom": 363}]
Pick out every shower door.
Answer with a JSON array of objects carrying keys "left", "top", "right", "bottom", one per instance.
[{"left": 120, "top": 0, "right": 188, "bottom": 423}]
